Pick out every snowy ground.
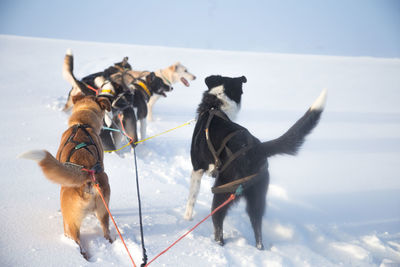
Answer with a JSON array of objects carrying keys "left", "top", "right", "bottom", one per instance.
[{"left": 1, "top": 35, "right": 399, "bottom": 266}]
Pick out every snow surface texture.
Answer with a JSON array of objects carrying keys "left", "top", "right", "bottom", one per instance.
[{"left": 1, "top": 35, "right": 399, "bottom": 266}]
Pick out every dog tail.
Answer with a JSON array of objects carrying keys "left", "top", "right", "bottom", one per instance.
[
  {"left": 261, "top": 89, "right": 327, "bottom": 157},
  {"left": 63, "top": 49, "right": 81, "bottom": 90},
  {"left": 18, "top": 150, "right": 90, "bottom": 187}
]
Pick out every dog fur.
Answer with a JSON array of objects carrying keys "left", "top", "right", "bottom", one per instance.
[
  {"left": 19, "top": 94, "right": 112, "bottom": 260},
  {"left": 184, "top": 75, "right": 326, "bottom": 250}
]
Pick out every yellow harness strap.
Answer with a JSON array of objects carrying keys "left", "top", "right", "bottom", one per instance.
[
  {"left": 136, "top": 80, "right": 151, "bottom": 97},
  {"left": 100, "top": 89, "right": 115, "bottom": 95}
]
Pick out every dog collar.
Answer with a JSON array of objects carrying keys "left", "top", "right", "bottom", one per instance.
[
  {"left": 159, "top": 70, "right": 172, "bottom": 86},
  {"left": 135, "top": 80, "right": 151, "bottom": 97}
]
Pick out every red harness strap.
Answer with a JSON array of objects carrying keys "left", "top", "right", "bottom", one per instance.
[{"left": 85, "top": 84, "right": 99, "bottom": 95}]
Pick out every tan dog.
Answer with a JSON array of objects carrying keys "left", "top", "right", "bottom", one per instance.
[
  {"left": 131, "top": 62, "right": 197, "bottom": 121},
  {"left": 19, "top": 94, "right": 112, "bottom": 260}
]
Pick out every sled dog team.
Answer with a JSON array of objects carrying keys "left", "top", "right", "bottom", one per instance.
[{"left": 20, "top": 50, "right": 326, "bottom": 259}]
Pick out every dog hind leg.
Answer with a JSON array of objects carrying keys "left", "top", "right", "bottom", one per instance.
[
  {"left": 63, "top": 86, "right": 81, "bottom": 112},
  {"left": 244, "top": 184, "right": 267, "bottom": 250},
  {"left": 63, "top": 218, "right": 88, "bottom": 260},
  {"left": 211, "top": 194, "right": 231, "bottom": 246},
  {"left": 96, "top": 205, "right": 112, "bottom": 243},
  {"left": 184, "top": 169, "right": 204, "bottom": 220},
  {"left": 99, "top": 129, "right": 116, "bottom": 151},
  {"left": 139, "top": 118, "right": 147, "bottom": 140},
  {"left": 95, "top": 178, "right": 112, "bottom": 243}
]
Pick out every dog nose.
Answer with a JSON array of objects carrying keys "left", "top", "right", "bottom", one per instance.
[
  {"left": 193, "top": 76, "right": 197, "bottom": 80},
  {"left": 170, "top": 86, "right": 174, "bottom": 91}
]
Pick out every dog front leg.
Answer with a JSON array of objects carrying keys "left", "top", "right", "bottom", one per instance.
[
  {"left": 146, "top": 95, "right": 161, "bottom": 121},
  {"left": 184, "top": 169, "right": 204, "bottom": 220}
]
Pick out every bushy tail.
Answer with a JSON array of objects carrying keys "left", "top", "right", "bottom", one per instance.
[
  {"left": 18, "top": 150, "right": 90, "bottom": 187},
  {"left": 63, "top": 48, "right": 88, "bottom": 95},
  {"left": 261, "top": 89, "right": 327, "bottom": 157},
  {"left": 63, "top": 49, "right": 79, "bottom": 87}
]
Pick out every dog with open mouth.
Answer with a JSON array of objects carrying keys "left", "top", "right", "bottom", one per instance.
[
  {"left": 184, "top": 75, "right": 327, "bottom": 250},
  {"left": 19, "top": 94, "right": 112, "bottom": 260},
  {"left": 129, "top": 62, "right": 197, "bottom": 120}
]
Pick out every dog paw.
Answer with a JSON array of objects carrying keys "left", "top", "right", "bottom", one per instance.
[
  {"left": 256, "top": 242, "right": 264, "bottom": 250},
  {"left": 183, "top": 207, "right": 194, "bottom": 220},
  {"left": 80, "top": 246, "right": 90, "bottom": 261},
  {"left": 215, "top": 238, "right": 225, "bottom": 246},
  {"left": 183, "top": 213, "right": 193, "bottom": 221},
  {"left": 105, "top": 235, "right": 114, "bottom": 244}
]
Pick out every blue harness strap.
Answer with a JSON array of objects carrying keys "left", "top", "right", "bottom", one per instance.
[{"left": 58, "top": 124, "right": 103, "bottom": 173}]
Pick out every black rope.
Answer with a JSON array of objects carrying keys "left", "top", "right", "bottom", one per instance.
[{"left": 133, "top": 146, "right": 148, "bottom": 266}]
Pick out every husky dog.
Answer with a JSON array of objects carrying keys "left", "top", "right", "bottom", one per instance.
[
  {"left": 130, "top": 62, "right": 196, "bottom": 120},
  {"left": 19, "top": 94, "right": 112, "bottom": 260},
  {"left": 185, "top": 75, "right": 326, "bottom": 250}
]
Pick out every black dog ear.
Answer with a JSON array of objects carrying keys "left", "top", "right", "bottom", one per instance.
[
  {"left": 122, "top": 57, "right": 131, "bottom": 69},
  {"left": 205, "top": 75, "right": 223, "bottom": 89},
  {"left": 147, "top": 72, "right": 156, "bottom": 83},
  {"left": 240, "top": 76, "right": 247, "bottom": 83}
]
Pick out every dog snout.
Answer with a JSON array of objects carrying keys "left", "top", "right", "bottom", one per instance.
[{"left": 192, "top": 75, "right": 197, "bottom": 80}]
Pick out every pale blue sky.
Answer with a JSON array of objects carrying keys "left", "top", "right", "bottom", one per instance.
[{"left": 1, "top": 0, "right": 399, "bottom": 57}]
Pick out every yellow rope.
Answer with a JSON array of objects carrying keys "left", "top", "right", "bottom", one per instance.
[
  {"left": 104, "top": 140, "right": 133, "bottom": 153},
  {"left": 104, "top": 119, "right": 196, "bottom": 153}
]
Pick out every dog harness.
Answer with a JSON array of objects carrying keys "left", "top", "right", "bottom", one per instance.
[
  {"left": 58, "top": 124, "right": 103, "bottom": 174},
  {"left": 134, "top": 79, "right": 152, "bottom": 99},
  {"left": 205, "top": 109, "right": 254, "bottom": 173},
  {"left": 204, "top": 109, "right": 261, "bottom": 194},
  {"left": 120, "top": 71, "right": 152, "bottom": 100}
]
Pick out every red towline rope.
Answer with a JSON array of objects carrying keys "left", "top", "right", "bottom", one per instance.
[
  {"left": 82, "top": 168, "right": 137, "bottom": 267},
  {"left": 145, "top": 193, "right": 237, "bottom": 266},
  {"left": 86, "top": 84, "right": 99, "bottom": 95}
]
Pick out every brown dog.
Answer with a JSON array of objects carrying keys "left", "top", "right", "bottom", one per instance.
[{"left": 19, "top": 94, "right": 112, "bottom": 260}]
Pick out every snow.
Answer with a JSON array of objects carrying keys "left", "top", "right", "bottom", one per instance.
[{"left": 1, "top": 34, "right": 400, "bottom": 266}]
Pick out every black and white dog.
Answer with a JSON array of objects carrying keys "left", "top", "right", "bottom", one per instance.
[{"left": 184, "top": 75, "right": 327, "bottom": 250}]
